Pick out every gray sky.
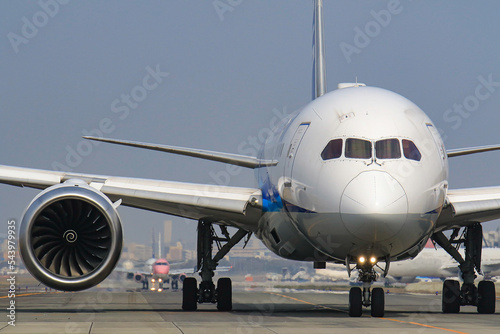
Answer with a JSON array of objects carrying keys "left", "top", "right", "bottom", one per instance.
[{"left": 1, "top": 1, "right": 500, "bottom": 246}]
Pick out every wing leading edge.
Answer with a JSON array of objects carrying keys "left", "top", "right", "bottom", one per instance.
[
  {"left": 447, "top": 144, "right": 500, "bottom": 158},
  {"left": 0, "top": 165, "right": 262, "bottom": 231},
  {"left": 83, "top": 136, "right": 278, "bottom": 169},
  {"left": 436, "top": 186, "right": 500, "bottom": 231}
]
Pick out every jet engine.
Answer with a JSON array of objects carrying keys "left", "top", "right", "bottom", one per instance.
[
  {"left": 134, "top": 273, "right": 145, "bottom": 282},
  {"left": 19, "top": 180, "right": 123, "bottom": 291}
]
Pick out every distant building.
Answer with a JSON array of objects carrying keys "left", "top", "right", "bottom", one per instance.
[
  {"left": 226, "top": 237, "right": 275, "bottom": 259},
  {"left": 164, "top": 220, "right": 172, "bottom": 245},
  {"left": 184, "top": 249, "right": 196, "bottom": 261},
  {"left": 484, "top": 226, "right": 500, "bottom": 247},
  {"left": 122, "top": 242, "right": 150, "bottom": 261},
  {"left": 167, "top": 241, "right": 183, "bottom": 262}
]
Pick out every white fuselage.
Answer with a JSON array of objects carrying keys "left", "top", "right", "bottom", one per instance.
[
  {"left": 255, "top": 86, "right": 449, "bottom": 264},
  {"left": 388, "top": 247, "right": 500, "bottom": 281}
]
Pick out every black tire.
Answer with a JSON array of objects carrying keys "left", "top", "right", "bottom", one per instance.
[
  {"left": 182, "top": 277, "right": 198, "bottom": 311},
  {"left": 442, "top": 279, "right": 460, "bottom": 313},
  {"left": 217, "top": 277, "right": 232, "bottom": 311},
  {"left": 349, "top": 287, "right": 362, "bottom": 317},
  {"left": 477, "top": 280, "right": 496, "bottom": 314},
  {"left": 371, "top": 287, "right": 384, "bottom": 317}
]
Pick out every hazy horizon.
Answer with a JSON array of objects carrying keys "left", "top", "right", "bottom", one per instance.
[{"left": 1, "top": 1, "right": 500, "bottom": 246}]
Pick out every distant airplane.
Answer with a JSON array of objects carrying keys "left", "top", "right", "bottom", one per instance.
[
  {"left": 1, "top": 0, "right": 500, "bottom": 317},
  {"left": 128, "top": 258, "right": 189, "bottom": 291},
  {"left": 121, "top": 232, "right": 190, "bottom": 291},
  {"left": 386, "top": 246, "right": 500, "bottom": 283},
  {"left": 313, "top": 265, "right": 351, "bottom": 283}
]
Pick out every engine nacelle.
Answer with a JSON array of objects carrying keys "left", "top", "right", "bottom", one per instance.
[
  {"left": 19, "top": 180, "right": 123, "bottom": 291},
  {"left": 178, "top": 273, "right": 187, "bottom": 282},
  {"left": 134, "top": 273, "right": 145, "bottom": 282}
]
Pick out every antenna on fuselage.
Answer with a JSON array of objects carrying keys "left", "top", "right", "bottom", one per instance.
[{"left": 312, "top": 0, "right": 327, "bottom": 100}]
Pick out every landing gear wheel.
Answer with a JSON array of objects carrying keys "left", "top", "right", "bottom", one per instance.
[
  {"left": 217, "top": 277, "right": 232, "bottom": 311},
  {"left": 442, "top": 279, "right": 460, "bottom": 313},
  {"left": 182, "top": 277, "right": 198, "bottom": 311},
  {"left": 349, "top": 287, "right": 362, "bottom": 317},
  {"left": 371, "top": 287, "right": 384, "bottom": 317},
  {"left": 477, "top": 280, "right": 496, "bottom": 314},
  {"left": 172, "top": 279, "right": 178, "bottom": 290}
]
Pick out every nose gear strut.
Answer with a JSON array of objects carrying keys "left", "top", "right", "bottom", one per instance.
[{"left": 347, "top": 258, "right": 389, "bottom": 317}]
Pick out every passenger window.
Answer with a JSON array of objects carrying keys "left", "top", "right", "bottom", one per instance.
[
  {"left": 321, "top": 139, "right": 342, "bottom": 160},
  {"left": 345, "top": 138, "right": 371, "bottom": 159},
  {"left": 375, "top": 139, "right": 401, "bottom": 159},
  {"left": 403, "top": 139, "right": 422, "bottom": 161}
]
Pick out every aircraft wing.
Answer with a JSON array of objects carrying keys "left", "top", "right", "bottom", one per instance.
[
  {"left": 114, "top": 267, "right": 151, "bottom": 276},
  {"left": 447, "top": 144, "right": 500, "bottom": 158},
  {"left": 435, "top": 186, "right": 500, "bottom": 231},
  {"left": 169, "top": 268, "right": 194, "bottom": 276},
  {"left": 440, "top": 264, "right": 459, "bottom": 276},
  {"left": 0, "top": 164, "right": 262, "bottom": 231},
  {"left": 120, "top": 267, "right": 226, "bottom": 277},
  {"left": 482, "top": 262, "right": 500, "bottom": 274}
]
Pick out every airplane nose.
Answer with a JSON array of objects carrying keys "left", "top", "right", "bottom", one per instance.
[{"left": 340, "top": 171, "right": 408, "bottom": 242}]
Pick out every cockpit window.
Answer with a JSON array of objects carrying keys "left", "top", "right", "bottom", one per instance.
[
  {"left": 321, "top": 139, "right": 342, "bottom": 160},
  {"left": 402, "top": 139, "right": 422, "bottom": 161},
  {"left": 345, "top": 138, "right": 371, "bottom": 159},
  {"left": 375, "top": 139, "right": 401, "bottom": 159}
]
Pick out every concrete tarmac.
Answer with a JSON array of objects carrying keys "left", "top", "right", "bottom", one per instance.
[{"left": 1, "top": 287, "right": 499, "bottom": 333}]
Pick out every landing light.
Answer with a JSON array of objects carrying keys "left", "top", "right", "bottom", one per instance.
[
  {"left": 151, "top": 278, "right": 155, "bottom": 283},
  {"left": 158, "top": 278, "right": 163, "bottom": 282},
  {"left": 358, "top": 256, "right": 366, "bottom": 264},
  {"left": 370, "top": 256, "right": 377, "bottom": 264}
]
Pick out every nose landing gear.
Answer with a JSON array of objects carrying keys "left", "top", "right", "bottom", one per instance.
[{"left": 347, "top": 257, "right": 388, "bottom": 317}]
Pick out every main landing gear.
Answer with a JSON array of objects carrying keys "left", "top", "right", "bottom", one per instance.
[
  {"left": 432, "top": 223, "right": 496, "bottom": 314},
  {"left": 347, "top": 256, "right": 389, "bottom": 317},
  {"left": 182, "top": 220, "right": 249, "bottom": 312}
]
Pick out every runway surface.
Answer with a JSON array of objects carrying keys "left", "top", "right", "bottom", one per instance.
[{"left": 1, "top": 287, "right": 499, "bottom": 333}]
